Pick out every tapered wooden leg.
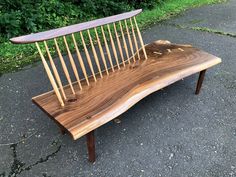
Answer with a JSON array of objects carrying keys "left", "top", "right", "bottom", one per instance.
[
  {"left": 195, "top": 69, "right": 207, "bottom": 95},
  {"left": 86, "top": 130, "right": 95, "bottom": 163},
  {"left": 60, "top": 129, "right": 66, "bottom": 135},
  {"left": 60, "top": 127, "right": 66, "bottom": 135}
]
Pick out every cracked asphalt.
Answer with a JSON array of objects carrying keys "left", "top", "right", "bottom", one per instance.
[{"left": 0, "top": 0, "right": 236, "bottom": 176}]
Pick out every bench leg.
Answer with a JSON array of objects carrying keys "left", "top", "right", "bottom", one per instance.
[
  {"left": 195, "top": 69, "right": 207, "bottom": 95},
  {"left": 60, "top": 127, "right": 66, "bottom": 135},
  {"left": 86, "top": 130, "right": 95, "bottom": 163}
]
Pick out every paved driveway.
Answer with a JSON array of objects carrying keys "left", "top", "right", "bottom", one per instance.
[{"left": 0, "top": 0, "right": 235, "bottom": 176}]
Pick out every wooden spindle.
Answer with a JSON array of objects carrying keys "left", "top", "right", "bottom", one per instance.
[
  {"left": 71, "top": 33, "right": 90, "bottom": 86},
  {"left": 94, "top": 27, "right": 109, "bottom": 75},
  {"left": 113, "top": 23, "right": 125, "bottom": 67},
  {"left": 63, "top": 36, "right": 82, "bottom": 90},
  {"left": 107, "top": 24, "right": 120, "bottom": 69},
  {"left": 80, "top": 31, "right": 97, "bottom": 82},
  {"left": 101, "top": 26, "right": 114, "bottom": 72},
  {"left": 124, "top": 19, "right": 135, "bottom": 62},
  {"left": 133, "top": 16, "right": 147, "bottom": 59},
  {"left": 35, "top": 42, "right": 64, "bottom": 107},
  {"left": 54, "top": 38, "right": 75, "bottom": 94},
  {"left": 130, "top": 18, "right": 140, "bottom": 60},
  {"left": 44, "top": 41, "right": 67, "bottom": 100},
  {"left": 119, "top": 21, "right": 130, "bottom": 64},
  {"left": 87, "top": 30, "right": 103, "bottom": 78}
]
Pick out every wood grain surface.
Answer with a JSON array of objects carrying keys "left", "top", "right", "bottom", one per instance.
[
  {"left": 32, "top": 41, "right": 221, "bottom": 140},
  {"left": 10, "top": 9, "right": 142, "bottom": 44}
]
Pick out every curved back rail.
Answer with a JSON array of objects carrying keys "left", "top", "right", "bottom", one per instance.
[{"left": 10, "top": 9, "right": 147, "bottom": 107}]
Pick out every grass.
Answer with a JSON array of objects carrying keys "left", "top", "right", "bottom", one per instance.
[
  {"left": 173, "top": 25, "right": 236, "bottom": 37},
  {"left": 0, "top": 0, "right": 226, "bottom": 75}
]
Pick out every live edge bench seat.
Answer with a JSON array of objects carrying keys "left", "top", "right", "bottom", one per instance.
[{"left": 32, "top": 41, "right": 221, "bottom": 140}]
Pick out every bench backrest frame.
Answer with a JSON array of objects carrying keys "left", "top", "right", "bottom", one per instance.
[{"left": 10, "top": 9, "right": 147, "bottom": 107}]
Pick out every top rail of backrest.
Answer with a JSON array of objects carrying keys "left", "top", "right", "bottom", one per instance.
[{"left": 10, "top": 9, "right": 142, "bottom": 44}]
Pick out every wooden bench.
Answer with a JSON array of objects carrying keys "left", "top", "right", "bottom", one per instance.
[{"left": 10, "top": 9, "right": 221, "bottom": 162}]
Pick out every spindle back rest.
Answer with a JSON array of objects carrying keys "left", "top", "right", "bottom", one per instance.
[{"left": 10, "top": 9, "right": 147, "bottom": 107}]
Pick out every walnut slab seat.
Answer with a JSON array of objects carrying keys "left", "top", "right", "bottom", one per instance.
[
  {"left": 32, "top": 41, "right": 221, "bottom": 140},
  {"left": 10, "top": 9, "right": 221, "bottom": 162}
]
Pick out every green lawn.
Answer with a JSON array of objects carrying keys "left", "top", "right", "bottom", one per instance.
[{"left": 0, "top": 0, "right": 226, "bottom": 75}]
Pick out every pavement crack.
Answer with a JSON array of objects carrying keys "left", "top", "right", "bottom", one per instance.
[
  {"left": 165, "top": 23, "right": 236, "bottom": 38},
  {"left": 1, "top": 142, "right": 61, "bottom": 177},
  {"left": 8, "top": 144, "right": 25, "bottom": 177},
  {"left": 0, "top": 172, "right": 6, "bottom": 177},
  {"left": 23, "top": 145, "right": 61, "bottom": 172},
  {"left": 0, "top": 130, "right": 39, "bottom": 147},
  {"left": 42, "top": 173, "right": 52, "bottom": 177}
]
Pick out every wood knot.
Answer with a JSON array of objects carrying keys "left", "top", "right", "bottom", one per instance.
[
  {"left": 167, "top": 49, "right": 172, "bottom": 53},
  {"left": 178, "top": 48, "right": 184, "bottom": 52},
  {"left": 86, "top": 116, "right": 91, "bottom": 120},
  {"left": 153, "top": 51, "right": 162, "bottom": 55},
  {"left": 130, "top": 62, "right": 140, "bottom": 69},
  {"left": 67, "top": 98, "right": 77, "bottom": 102}
]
